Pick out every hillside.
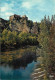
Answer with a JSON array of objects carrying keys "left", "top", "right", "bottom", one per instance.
[{"left": 0, "top": 14, "right": 40, "bottom": 34}]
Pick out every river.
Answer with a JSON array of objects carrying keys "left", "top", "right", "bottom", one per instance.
[{"left": 0, "top": 46, "right": 38, "bottom": 80}]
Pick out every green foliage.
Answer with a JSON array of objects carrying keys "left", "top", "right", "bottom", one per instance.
[
  {"left": 18, "top": 32, "right": 37, "bottom": 45},
  {"left": 38, "top": 19, "right": 49, "bottom": 52},
  {"left": 1, "top": 29, "right": 18, "bottom": 45},
  {"left": 1, "top": 29, "right": 38, "bottom": 50},
  {"left": 1, "top": 29, "right": 8, "bottom": 44},
  {"left": 38, "top": 19, "right": 50, "bottom": 68},
  {"left": 38, "top": 16, "right": 55, "bottom": 78},
  {"left": 37, "top": 19, "right": 50, "bottom": 70},
  {"left": 48, "top": 25, "right": 55, "bottom": 72},
  {"left": 18, "top": 32, "right": 28, "bottom": 44}
]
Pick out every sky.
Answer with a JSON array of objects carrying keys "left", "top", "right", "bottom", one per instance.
[{"left": 0, "top": 0, "right": 55, "bottom": 22}]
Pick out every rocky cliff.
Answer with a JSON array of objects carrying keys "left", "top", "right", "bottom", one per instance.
[
  {"left": 0, "top": 14, "right": 39, "bottom": 34},
  {"left": 0, "top": 18, "right": 9, "bottom": 32}
]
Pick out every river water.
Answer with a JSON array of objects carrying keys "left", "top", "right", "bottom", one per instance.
[
  {"left": 0, "top": 46, "right": 38, "bottom": 80},
  {"left": 0, "top": 61, "right": 37, "bottom": 80}
]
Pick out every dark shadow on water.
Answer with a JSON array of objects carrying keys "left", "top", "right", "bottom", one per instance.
[
  {"left": 8, "top": 52, "right": 37, "bottom": 69},
  {"left": 1, "top": 46, "right": 38, "bottom": 69}
]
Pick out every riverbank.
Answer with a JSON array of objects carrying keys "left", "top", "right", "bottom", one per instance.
[
  {"left": 31, "top": 56, "right": 55, "bottom": 80},
  {"left": 1, "top": 44, "right": 39, "bottom": 52}
]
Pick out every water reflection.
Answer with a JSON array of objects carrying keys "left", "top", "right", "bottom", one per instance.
[
  {"left": 1, "top": 46, "right": 37, "bottom": 69},
  {"left": 10, "top": 52, "right": 37, "bottom": 69},
  {"left": 0, "top": 46, "right": 38, "bottom": 80},
  {"left": 0, "top": 61, "right": 37, "bottom": 80}
]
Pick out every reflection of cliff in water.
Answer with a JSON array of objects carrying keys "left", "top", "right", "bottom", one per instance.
[{"left": 9, "top": 52, "right": 37, "bottom": 69}]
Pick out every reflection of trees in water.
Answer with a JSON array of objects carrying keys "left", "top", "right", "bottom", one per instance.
[
  {"left": 1, "top": 46, "right": 36, "bottom": 63},
  {"left": 9, "top": 52, "right": 37, "bottom": 69},
  {"left": 1, "top": 49, "right": 37, "bottom": 69}
]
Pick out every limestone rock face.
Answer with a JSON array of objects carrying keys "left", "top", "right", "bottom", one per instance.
[
  {"left": 9, "top": 14, "right": 21, "bottom": 21},
  {"left": 0, "top": 14, "right": 39, "bottom": 34},
  {"left": 31, "top": 22, "right": 38, "bottom": 34},
  {"left": 9, "top": 14, "right": 30, "bottom": 33},
  {"left": 0, "top": 18, "right": 9, "bottom": 32}
]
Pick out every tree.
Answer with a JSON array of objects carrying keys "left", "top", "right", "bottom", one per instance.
[
  {"left": 18, "top": 32, "right": 28, "bottom": 44},
  {"left": 48, "top": 24, "right": 55, "bottom": 72},
  {"left": 1, "top": 29, "right": 18, "bottom": 45},
  {"left": 2, "top": 29, "right": 8, "bottom": 44},
  {"left": 37, "top": 16, "right": 50, "bottom": 72},
  {"left": 38, "top": 15, "right": 55, "bottom": 78},
  {"left": 38, "top": 18, "right": 49, "bottom": 51}
]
